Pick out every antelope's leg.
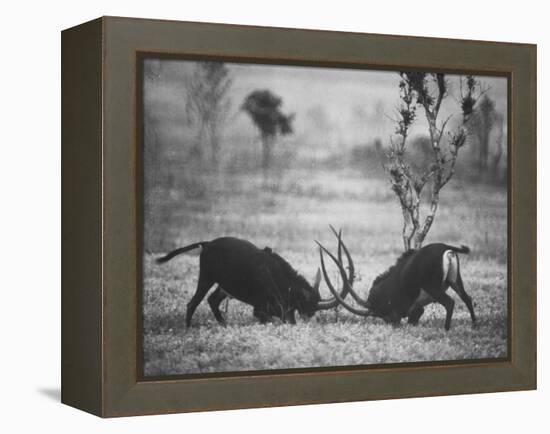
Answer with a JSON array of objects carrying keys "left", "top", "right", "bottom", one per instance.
[
  {"left": 445, "top": 251, "right": 476, "bottom": 324},
  {"left": 407, "top": 307, "right": 425, "bottom": 325},
  {"left": 423, "top": 276, "right": 455, "bottom": 331},
  {"left": 450, "top": 272, "right": 477, "bottom": 324},
  {"left": 186, "top": 272, "right": 215, "bottom": 328},
  {"left": 383, "top": 310, "right": 402, "bottom": 326},
  {"left": 207, "top": 285, "right": 228, "bottom": 326},
  {"left": 285, "top": 309, "right": 296, "bottom": 325},
  {"left": 253, "top": 307, "right": 270, "bottom": 324},
  {"left": 433, "top": 291, "right": 455, "bottom": 331},
  {"left": 407, "top": 289, "right": 434, "bottom": 325},
  {"left": 253, "top": 266, "right": 286, "bottom": 322}
]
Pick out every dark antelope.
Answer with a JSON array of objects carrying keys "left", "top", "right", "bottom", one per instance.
[
  {"left": 156, "top": 236, "right": 351, "bottom": 327},
  {"left": 317, "top": 230, "right": 476, "bottom": 330}
]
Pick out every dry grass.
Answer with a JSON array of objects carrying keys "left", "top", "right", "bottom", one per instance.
[{"left": 142, "top": 168, "right": 507, "bottom": 376}]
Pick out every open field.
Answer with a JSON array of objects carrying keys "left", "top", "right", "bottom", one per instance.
[{"left": 142, "top": 167, "right": 507, "bottom": 376}]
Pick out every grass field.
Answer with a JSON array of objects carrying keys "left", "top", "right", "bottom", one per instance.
[{"left": 142, "top": 167, "right": 507, "bottom": 376}]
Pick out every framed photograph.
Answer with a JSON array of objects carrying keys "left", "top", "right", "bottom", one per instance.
[{"left": 62, "top": 16, "right": 536, "bottom": 417}]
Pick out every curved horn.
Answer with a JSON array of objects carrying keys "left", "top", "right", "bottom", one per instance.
[
  {"left": 333, "top": 225, "right": 343, "bottom": 269},
  {"left": 330, "top": 225, "right": 354, "bottom": 285},
  {"left": 317, "top": 243, "right": 374, "bottom": 317},
  {"left": 329, "top": 226, "right": 370, "bottom": 308},
  {"left": 312, "top": 267, "right": 322, "bottom": 293},
  {"left": 319, "top": 225, "right": 369, "bottom": 308},
  {"left": 315, "top": 227, "right": 350, "bottom": 310}
]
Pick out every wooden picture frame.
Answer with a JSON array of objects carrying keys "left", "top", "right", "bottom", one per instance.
[{"left": 61, "top": 16, "right": 536, "bottom": 417}]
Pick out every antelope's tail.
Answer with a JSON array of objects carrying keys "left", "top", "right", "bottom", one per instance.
[
  {"left": 447, "top": 244, "right": 470, "bottom": 254},
  {"left": 155, "top": 242, "right": 209, "bottom": 264}
]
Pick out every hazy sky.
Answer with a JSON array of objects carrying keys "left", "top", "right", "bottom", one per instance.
[
  {"left": 144, "top": 58, "right": 507, "bottom": 155},
  {"left": 229, "top": 62, "right": 507, "bottom": 116}
]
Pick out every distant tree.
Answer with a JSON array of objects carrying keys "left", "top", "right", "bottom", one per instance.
[
  {"left": 241, "top": 90, "right": 295, "bottom": 172},
  {"left": 469, "top": 94, "right": 506, "bottom": 180},
  {"left": 184, "top": 62, "right": 232, "bottom": 165},
  {"left": 142, "top": 60, "right": 174, "bottom": 250},
  {"left": 386, "top": 73, "right": 484, "bottom": 250},
  {"left": 143, "top": 59, "right": 171, "bottom": 192},
  {"left": 470, "top": 95, "right": 498, "bottom": 173},
  {"left": 491, "top": 112, "right": 505, "bottom": 180}
]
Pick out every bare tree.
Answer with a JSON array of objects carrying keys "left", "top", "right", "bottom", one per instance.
[
  {"left": 469, "top": 94, "right": 505, "bottom": 180},
  {"left": 491, "top": 112, "right": 505, "bottom": 180},
  {"left": 184, "top": 62, "right": 232, "bottom": 165},
  {"left": 142, "top": 60, "right": 175, "bottom": 250},
  {"left": 470, "top": 95, "right": 497, "bottom": 173},
  {"left": 386, "top": 73, "right": 483, "bottom": 250},
  {"left": 241, "top": 89, "right": 294, "bottom": 173}
]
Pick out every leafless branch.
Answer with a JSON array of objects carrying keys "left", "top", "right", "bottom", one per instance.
[{"left": 385, "top": 73, "right": 482, "bottom": 249}]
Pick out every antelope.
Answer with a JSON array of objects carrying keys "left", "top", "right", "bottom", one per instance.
[
  {"left": 317, "top": 228, "right": 476, "bottom": 330},
  {"left": 156, "top": 235, "right": 352, "bottom": 327}
]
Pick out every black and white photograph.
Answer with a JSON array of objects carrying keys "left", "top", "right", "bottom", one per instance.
[
  {"left": 2, "top": 0, "right": 545, "bottom": 428},
  {"left": 140, "top": 57, "right": 508, "bottom": 377}
]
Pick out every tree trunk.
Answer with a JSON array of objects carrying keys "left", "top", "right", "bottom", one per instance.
[
  {"left": 261, "top": 134, "right": 273, "bottom": 173},
  {"left": 479, "top": 131, "right": 489, "bottom": 173},
  {"left": 491, "top": 117, "right": 504, "bottom": 182},
  {"left": 414, "top": 190, "right": 439, "bottom": 249},
  {"left": 210, "top": 127, "right": 220, "bottom": 167},
  {"left": 477, "top": 114, "right": 490, "bottom": 174},
  {"left": 401, "top": 212, "right": 413, "bottom": 251},
  {"left": 192, "top": 122, "right": 205, "bottom": 160}
]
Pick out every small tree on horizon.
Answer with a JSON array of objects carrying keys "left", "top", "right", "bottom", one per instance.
[
  {"left": 184, "top": 62, "right": 232, "bottom": 165},
  {"left": 241, "top": 90, "right": 295, "bottom": 173},
  {"left": 470, "top": 94, "right": 504, "bottom": 178},
  {"left": 386, "top": 73, "right": 484, "bottom": 251}
]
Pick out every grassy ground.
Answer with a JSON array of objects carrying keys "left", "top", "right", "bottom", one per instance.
[{"left": 142, "top": 167, "right": 507, "bottom": 376}]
